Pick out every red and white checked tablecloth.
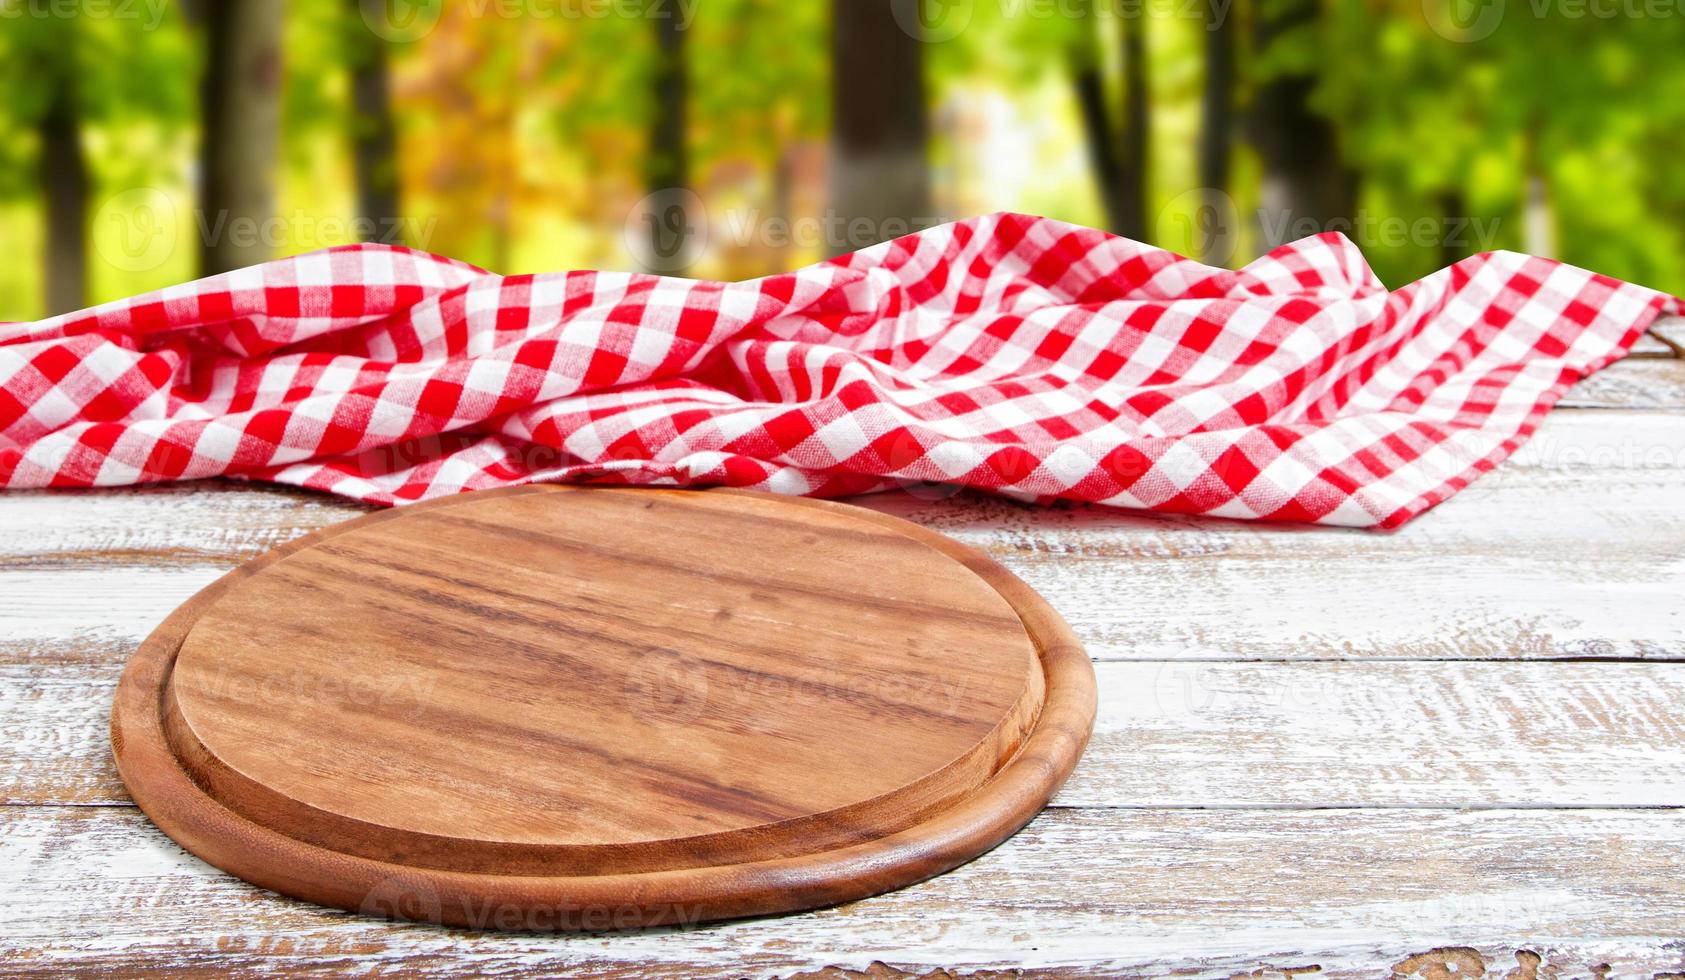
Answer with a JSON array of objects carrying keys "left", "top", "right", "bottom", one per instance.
[{"left": 1, "top": 212, "right": 1677, "bottom": 527}]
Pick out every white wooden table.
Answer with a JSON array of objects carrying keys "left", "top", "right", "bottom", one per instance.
[{"left": 4, "top": 322, "right": 1684, "bottom": 978}]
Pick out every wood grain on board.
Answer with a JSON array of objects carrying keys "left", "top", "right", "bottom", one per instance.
[
  {"left": 110, "top": 485, "right": 1095, "bottom": 928},
  {"left": 3, "top": 327, "right": 1684, "bottom": 974},
  {"left": 4, "top": 805, "right": 1684, "bottom": 978},
  {"left": 14, "top": 661, "right": 1685, "bottom": 809}
]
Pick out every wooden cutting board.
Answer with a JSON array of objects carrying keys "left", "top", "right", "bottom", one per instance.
[{"left": 111, "top": 485, "right": 1095, "bottom": 930}]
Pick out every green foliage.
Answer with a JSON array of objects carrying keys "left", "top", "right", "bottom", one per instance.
[
  {"left": 2, "top": 0, "right": 1684, "bottom": 319},
  {"left": 690, "top": 0, "right": 826, "bottom": 157},
  {"left": 0, "top": 0, "right": 194, "bottom": 197},
  {"left": 1317, "top": 0, "right": 1685, "bottom": 287}
]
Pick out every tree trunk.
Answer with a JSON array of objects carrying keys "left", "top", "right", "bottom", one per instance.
[
  {"left": 198, "top": 0, "right": 283, "bottom": 275},
  {"left": 828, "top": 0, "right": 930, "bottom": 255},
  {"left": 642, "top": 7, "right": 693, "bottom": 272},
  {"left": 349, "top": 22, "right": 401, "bottom": 245},
  {"left": 40, "top": 59, "right": 88, "bottom": 315},
  {"left": 1249, "top": 0, "right": 1351, "bottom": 249},
  {"left": 1069, "top": 5, "right": 1147, "bottom": 241},
  {"left": 1114, "top": 12, "right": 1149, "bottom": 243},
  {"left": 1195, "top": 4, "right": 1233, "bottom": 262},
  {"left": 1069, "top": 0, "right": 1123, "bottom": 234},
  {"left": 1437, "top": 189, "right": 1469, "bottom": 268}
]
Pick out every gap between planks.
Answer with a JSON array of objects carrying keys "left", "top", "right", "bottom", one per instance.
[
  {"left": 1636, "top": 314, "right": 1685, "bottom": 358},
  {"left": 10, "top": 660, "right": 1685, "bottom": 809},
  {"left": 4, "top": 804, "right": 1685, "bottom": 979}
]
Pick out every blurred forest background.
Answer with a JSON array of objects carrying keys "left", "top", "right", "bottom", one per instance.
[{"left": 2, "top": 0, "right": 1683, "bottom": 321}]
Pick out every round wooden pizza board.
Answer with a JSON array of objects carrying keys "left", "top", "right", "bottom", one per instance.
[{"left": 111, "top": 485, "right": 1096, "bottom": 931}]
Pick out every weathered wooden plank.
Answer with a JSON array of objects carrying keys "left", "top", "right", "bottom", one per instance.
[
  {"left": 1629, "top": 334, "right": 1670, "bottom": 357},
  {"left": 3, "top": 805, "right": 1683, "bottom": 978},
  {"left": 3, "top": 399, "right": 1681, "bottom": 578},
  {"left": 0, "top": 565, "right": 1673, "bottom": 672},
  {"left": 14, "top": 661, "right": 1685, "bottom": 809},
  {"left": 1629, "top": 314, "right": 1685, "bottom": 357},
  {"left": 0, "top": 566, "right": 226, "bottom": 659},
  {"left": 1561, "top": 356, "right": 1685, "bottom": 407},
  {"left": 0, "top": 481, "right": 368, "bottom": 567},
  {"left": 1644, "top": 315, "right": 1685, "bottom": 356},
  {"left": 873, "top": 410, "right": 1685, "bottom": 662},
  {"left": 13, "top": 525, "right": 1676, "bottom": 666},
  {"left": 3, "top": 410, "right": 1683, "bottom": 668},
  {"left": 1075, "top": 660, "right": 1685, "bottom": 808}
]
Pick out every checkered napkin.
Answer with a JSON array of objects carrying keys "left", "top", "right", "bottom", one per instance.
[{"left": 1, "top": 212, "right": 1676, "bottom": 526}]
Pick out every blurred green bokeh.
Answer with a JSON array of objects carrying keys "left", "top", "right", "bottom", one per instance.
[{"left": 2, "top": 0, "right": 1682, "bottom": 321}]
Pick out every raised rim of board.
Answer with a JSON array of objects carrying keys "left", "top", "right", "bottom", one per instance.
[{"left": 110, "top": 485, "right": 1097, "bottom": 931}]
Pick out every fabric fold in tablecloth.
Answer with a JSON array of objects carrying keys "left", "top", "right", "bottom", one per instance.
[{"left": 1, "top": 212, "right": 1677, "bottom": 527}]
